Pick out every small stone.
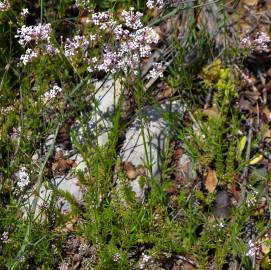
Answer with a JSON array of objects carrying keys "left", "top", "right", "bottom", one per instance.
[
  {"left": 23, "top": 174, "right": 84, "bottom": 219},
  {"left": 214, "top": 190, "right": 231, "bottom": 219}
]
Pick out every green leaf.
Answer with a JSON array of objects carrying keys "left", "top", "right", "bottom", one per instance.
[
  {"left": 236, "top": 136, "right": 247, "bottom": 161},
  {"left": 249, "top": 154, "right": 263, "bottom": 165}
]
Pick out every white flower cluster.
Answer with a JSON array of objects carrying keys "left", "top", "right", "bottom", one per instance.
[
  {"left": 92, "top": 11, "right": 114, "bottom": 30},
  {"left": 43, "top": 84, "right": 62, "bottom": 102},
  {"left": 45, "top": 43, "right": 60, "bottom": 55},
  {"left": 81, "top": 8, "right": 159, "bottom": 75},
  {"left": 21, "top": 8, "right": 29, "bottom": 17},
  {"left": 246, "top": 239, "right": 260, "bottom": 258},
  {"left": 0, "top": 105, "right": 13, "bottom": 115},
  {"left": 121, "top": 8, "right": 143, "bottom": 30},
  {"left": 147, "top": 62, "right": 165, "bottom": 79},
  {"left": 17, "top": 166, "right": 30, "bottom": 190},
  {"left": 15, "top": 23, "right": 52, "bottom": 47},
  {"left": 246, "top": 190, "right": 258, "bottom": 207},
  {"left": 146, "top": 0, "right": 164, "bottom": 9},
  {"left": 16, "top": 24, "right": 60, "bottom": 65},
  {"left": 94, "top": 26, "right": 159, "bottom": 74},
  {"left": 90, "top": 11, "right": 159, "bottom": 75},
  {"left": 139, "top": 253, "right": 152, "bottom": 269},
  {"left": 64, "top": 35, "right": 90, "bottom": 59},
  {"left": 241, "top": 31, "right": 271, "bottom": 53},
  {"left": 0, "top": 0, "right": 10, "bottom": 12},
  {"left": 113, "top": 253, "right": 121, "bottom": 262},
  {"left": 17, "top": 7, "right": 160, "bottom": 76},
  {"left": 20, "top": 48, "right": 38, "bottom": 65},
  {"left": 0, "top": 231, "right": 9, "bottom": 243}
]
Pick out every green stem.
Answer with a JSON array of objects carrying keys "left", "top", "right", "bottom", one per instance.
[
  {"left": 40, "top": 0, "right": 43, "bottom": 23},
  {"left": 11, "top": 124, "right": 60, "bottom": 270},
  {"left": 148, "top": 0, "right": 222, "bottom": 27}
]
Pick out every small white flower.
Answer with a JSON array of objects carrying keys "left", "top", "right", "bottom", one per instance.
[
  {"left": 147, "top": 62, "right": 165, "bottom": 79},
  {"left": 113, "top": 253, "right": 121, "bottom": 262},
  {"left": 241, "top": 32, "right": 270, "bottom": 52},
  {"left": 139, "top": 253, "right": 152, "bottom": 269},
  {"left": 1, "top": 231, "right": 10, "bottom": 243},
  {"left": 42, "top": 84, "right": 62, "bottom": 102},
  {"left": 246, "top": 240, "right": 258, "bottom": 258},
  {"left": 17, "top": 166, "right": 30, "bottom": 190},
  {"left": 21, "top": 8, "right": 29, "bottom": 17},
  {"left": 64, "top": 35, "right": 89, "bottom": 59},
  {"left": 89, "top": 34, "right": 96, "bottom": 41},
  {"left": 58, "top": 263, "right": 68, "bottom": 270},
  {"left": 20, "top": 48, "right": 38, "bottom": 65},
  {"left": 121, "top": 8, "right": 143, "bottom": 30},
  {"left": 0, "top": 0, "right": 10, "bottom": 12},
  {"left": 15, "top": 23, "right": 52, "bottom": 47}
]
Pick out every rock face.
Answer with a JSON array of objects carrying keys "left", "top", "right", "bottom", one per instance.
[
  {"left": 23, "top": 174, "right": 84, "bottom": 220},
  {"left": 23, "top": 78, "right": 123, "bottom": 219},
  {"left": 72, "top": 77, "right": 122, "bottom": 173},
  {"left": 119, "top": 101, "right": 186, "bottom": 200},
  {"left": 87, "top": 77, "right": 122, "bottom": 146}
]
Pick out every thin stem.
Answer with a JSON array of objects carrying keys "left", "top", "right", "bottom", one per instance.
[
  {"left": 11, "top": 124, "right": 60, "bottom": 270},
  {"left": 40, "top": 0, "right": 43, "bottom": 23},
  {"left": 148, "top": 0, "right": 222, "bottom": 27}
]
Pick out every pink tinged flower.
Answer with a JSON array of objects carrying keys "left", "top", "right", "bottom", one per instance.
[
  {"left": 144, "top": 27, "right": 160, "bottom": 44},
  {"left": 86, "top": 11, "right": 159, "bottom": 76},
  {"left": 246, "top": 240, "right": 258, "bottom": 258},
  {"left": 64, "top": 35, "right": 90, "bottom": 59},
  {"left": 113, "top": 25, "right": 126, "bottom": 40},
  {"left": 241, "top": 31, "right": 270, "bottom": 52},
  {"left": 139, "top": 45, "right": 152, "bottom": 57},
  {"left": 1, "top": 231, "right": 10, "bottom": 244},
  {"left": 91, "top": 11, "right": 115, "bottom": 29},
  {"left": 17, "top": 166, "right": 30, "bottom": 190},
  {"left": 45, "top": 44, "right": 60, "bottom": 55},
  {"left": 121, "top": 8, "right": 143, "bottom": 30},
  {"left": 254, "top": 31, "right": 270, "bottom": 50},
  {"left": 15, "top": 23, "right": 52, "bottom": 47},
  {"left": 0, "top": 0, "right": 10, "bottom": 12}
]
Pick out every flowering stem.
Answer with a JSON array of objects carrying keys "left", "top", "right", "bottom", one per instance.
[
  {"left": 11, "top": 75, "right": 89, "bottom": 268},
  {"left": 11, "top": 124, "right": 60, "bottom": 270}
]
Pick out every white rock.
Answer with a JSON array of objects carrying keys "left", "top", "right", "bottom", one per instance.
[
  {"left": 178, "top": 153, "right": 197, "bottom": 180},
  {"left": 120, "top": 101, "right": 186, "bottom": 199},
  {"left": 23, "top": 174, "right": 84, "bottom": 220},
  {"left": 45, "top": 133, "right": 55, "bottom": 148},
  {"left": 85, "top": 77, "right": 122, "bottom": 145},
  {"left": 71, "top": 77, "right": 122, "bottom": 173}
]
